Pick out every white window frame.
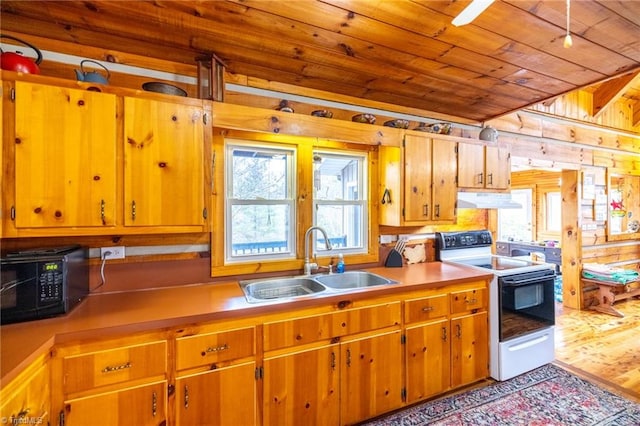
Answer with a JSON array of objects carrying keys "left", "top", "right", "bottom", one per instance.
[
  {"left": 224, "top": 141, "right": 296, "bottom": 263},
  {"left": 312, "top": 150, "right": 368, "bottom": 255}
]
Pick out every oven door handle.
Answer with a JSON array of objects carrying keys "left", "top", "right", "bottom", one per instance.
[{"left": 501, "top": 275, "right": 554, "bottom": 286}]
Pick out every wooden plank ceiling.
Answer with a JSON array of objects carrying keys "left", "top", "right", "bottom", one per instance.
[{"left": 2, "top": 0, "right": 640, "bottom": 123}]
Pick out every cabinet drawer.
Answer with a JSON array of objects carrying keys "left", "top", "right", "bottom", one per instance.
[
  {"left": 176, "top": 327, "right": 255, "bottom": 371},
  {"left": 404, "top": 294, "right": 449, "bottom": 324},
  {"left": 495, "top": 242, "right": 510, "bottom": 256},
  {"left": 63, "top": 340, "right": 167, "bottom": 395},
  {"left": 264, "top": 302, "right": 401, "bottom": 351},
  {"left": 450, "top": 288, "right": 487, "bottom": 314},
  {"left": 546, "top": 248, "right": 561, "bottom": 262}
]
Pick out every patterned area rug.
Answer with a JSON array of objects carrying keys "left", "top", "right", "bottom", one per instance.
[{"left": 362, "top": 364, "right": 640, "bottom": 425}]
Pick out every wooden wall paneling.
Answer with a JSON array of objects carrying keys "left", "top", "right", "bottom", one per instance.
[
  {"left": 592, "top": 152, "right": 640, "bottom": 174},
  {"left": 491, "top": 110, "right": 640, "bottom": 155},
  {"left": 582, "top": 242, "right": 640, "bottom": 266},
  {"left": 506, "top": 137, "right": 592, "bottom": 167},
  {"left": 561, "top": 170, "right": 582, "bottom": 309}
]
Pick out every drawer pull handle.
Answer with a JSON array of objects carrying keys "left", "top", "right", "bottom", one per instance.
[
  {"left": 205, "top": 343, "right": 229, "bottom": 354},
  {"left": 441, "top": 327, "right": 447, "bottom": 341},
  {"left": 101, "top": 361, "right": 132, "bottom": 373},
  {"left": 184, "top": 385, "right": 189, "bottom": 409},
  {"left": 465, "top": 298, "right": 478, "bottom": 304},
  {"left": 421, "top": 306, "right": 434, "bottom": 312},
  {"left": 152, "top": 391, "right": 157, "bottom": 417}
]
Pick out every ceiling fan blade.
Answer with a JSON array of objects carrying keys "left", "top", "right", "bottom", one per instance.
[{"left": 452, "top": 0, "right": 495, "bottom": 26}]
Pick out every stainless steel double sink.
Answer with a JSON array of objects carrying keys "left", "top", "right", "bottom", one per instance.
[{"left": 239, "top": 271, "right": 397, "bottom": 303}]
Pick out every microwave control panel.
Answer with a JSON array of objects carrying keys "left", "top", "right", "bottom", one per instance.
[{"left": 38, "top": 261, "right": 64, "bottom": 302}]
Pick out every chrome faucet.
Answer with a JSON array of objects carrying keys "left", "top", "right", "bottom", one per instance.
[{"left": 304, "top": 226, "right": 332, "bottom": 275}]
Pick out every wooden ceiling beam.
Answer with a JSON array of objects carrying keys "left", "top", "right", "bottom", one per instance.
[{"left": 591, "top": 70, "right": 640, "bottom": 118}]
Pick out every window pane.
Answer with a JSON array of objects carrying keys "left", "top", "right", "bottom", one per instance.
[
  {"left": 498, "top": 189, "right": 532, "bottom": 241},
  {"left": 231, "top": 148, "right": 289, "bottom": 199},
  {"left": 230, "top": 204, "right": 291, "bottom": 256},
  {"left": 546, "top": 192, "right": 561, "bottom": 231},
  {"left": 312, "top": 151, "right": 367, "bottom": 254},
  {"left": 226, "top": 142, "right": 295, "bottom": 261},
  {"left": 313, "top": 154, "right": 361, "bottom": 201},
  {"left": 316, "top": 204, "right": 363, "bottom": 250}
]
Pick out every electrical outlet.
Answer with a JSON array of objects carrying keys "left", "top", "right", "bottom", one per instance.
[{"left": 101, "top": 246, "right": 125, "bottom": 260}]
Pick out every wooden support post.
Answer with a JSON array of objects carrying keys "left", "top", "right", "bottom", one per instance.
[{"left": 561, "top": 170, "right": 582, "bottom": 309}]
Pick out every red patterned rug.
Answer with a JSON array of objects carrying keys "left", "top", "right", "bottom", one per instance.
[{"left": 362, "top": 364, "right": 640, "bottom": 425}]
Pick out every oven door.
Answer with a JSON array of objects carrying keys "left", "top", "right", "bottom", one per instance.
[{"left": 499, "top": 269, "right": 555, "bottom": 341}]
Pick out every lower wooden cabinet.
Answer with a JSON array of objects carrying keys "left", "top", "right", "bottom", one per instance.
[
  {"left": 451, "top": 311, "right": 489, "bottom": 388},
  {"left": 0, "top": 353, "right": 50, "bottom": 426},
  {"left": 174, "top": 325, "right": 257, "bottom": 426},
  {"left": 176, "top": 362, "right": 257, "bottom": 426},
  {"left": 263, "top": 344, "right": 339, "bottom": 426},
  {"left": 262, "top": 302, "right": 403, "bottom": 426},
  {"left": 7, "top": 278, "right": 489, "bottom": 426},
  {"left": 403, "top": 281, "right": 489, "bottom": 405},
  {"left": 405, "top": 319, "right": 451, "bottom": 402},
  {"left": 51, "top": 333, "right": 169, "bottom": 426},
  {"left": 61, "top": 381, "right": 166, "bottom": 426},
  {"left": 340, "top": 330, "right": 404, "bottom": 425}
]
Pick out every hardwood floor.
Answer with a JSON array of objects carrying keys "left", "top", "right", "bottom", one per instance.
[{"left": 555, "top": 298, "right": 640, "bottom": 402}]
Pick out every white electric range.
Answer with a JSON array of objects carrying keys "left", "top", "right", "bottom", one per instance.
[{"left": 436, "top": 231, "right": 557, "bottom": 381}]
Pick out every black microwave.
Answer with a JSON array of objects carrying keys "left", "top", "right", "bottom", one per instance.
[{"left": 1, "top": 245, "right": 89, "bottom": 324}]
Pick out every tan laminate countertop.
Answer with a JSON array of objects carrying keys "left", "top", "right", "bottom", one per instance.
[{"left": 0, "top": 262, "right": 492, "bottom": 386}]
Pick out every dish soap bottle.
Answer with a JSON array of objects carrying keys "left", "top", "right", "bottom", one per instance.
[{"left": 336, "top": 253, "right": 345, "bottom": 273}]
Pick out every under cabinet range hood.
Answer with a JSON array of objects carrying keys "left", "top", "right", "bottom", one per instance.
[{"left": 457, "top": 192, "right": 522, "bottom": 209}]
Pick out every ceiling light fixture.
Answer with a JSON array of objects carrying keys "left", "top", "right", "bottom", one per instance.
[
  {"left": 452, "top": 0, "right": 495, "bottom": 26},
  {"left": 563, "top": 0, "right": 573, "bottom": 48}
]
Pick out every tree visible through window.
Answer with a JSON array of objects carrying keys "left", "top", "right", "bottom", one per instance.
[{"left": 225, "top": 143, "right": 295, "bottom": 261}]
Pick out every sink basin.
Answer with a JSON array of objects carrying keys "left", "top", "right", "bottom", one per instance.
[
  {"left": 314, "top": 271, "right": 397, "bottom": 289},
  {"left": 240, "top": 277, "right": 327, "bottom": 303}
]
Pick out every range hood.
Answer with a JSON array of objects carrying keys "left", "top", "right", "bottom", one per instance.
[{"left": 457, "top": 192, "right": 522, "bottom": 209}]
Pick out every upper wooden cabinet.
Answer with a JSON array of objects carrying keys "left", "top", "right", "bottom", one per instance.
[
  {"left": 123, "top": 97, "right": 206, "bottom": 227},
  {"left": 2, "top": 79, "right": 209, "bottom": 237},
  {"left": 12, "top": 81, "right": 118, "bottom": 229},
  {"left": 457, "top": 142, "right": 511, "bottom": 190},
  {"left": 379, "top": 134, "right": 457, "bottom": 226}
]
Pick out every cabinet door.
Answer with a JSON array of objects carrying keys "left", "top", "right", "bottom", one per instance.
[
  {"left": 14, "top": 82, "right": 117, "bottom": 228},
  {"left": 0, "top": 355, "right": 50, "bottom": 425},
  {"left": 123, "top": 97, "right": 204, "bottom": 226},
  {"left": 176, "top": 362, "right": 256, "bottom": 426},
  {"left": 431, "top": 138, "right": 457, "bottom": 221},
  {"left": 405, "top": 320, "right": 450, "bottom": 403},
  {"left": 457, "top": 143, "right": 485, "bottom": 189},
  {"left": 62, "top": 381, "right": 166, "bottom": 426},
  {"left": 403, "top": 134, "right": 432, "bottom": 222},
  {"left": 485, "top": 146, "right": 510, "bottom": 189},
  {"left": 451, "top": 311, "right": 488, "bottom": 388},
  {"left": 341, "top": 330, "right": 403, "bottom": 425},
  {"left": 263, "top": 344, "right": 339, "bottom": 426}
]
